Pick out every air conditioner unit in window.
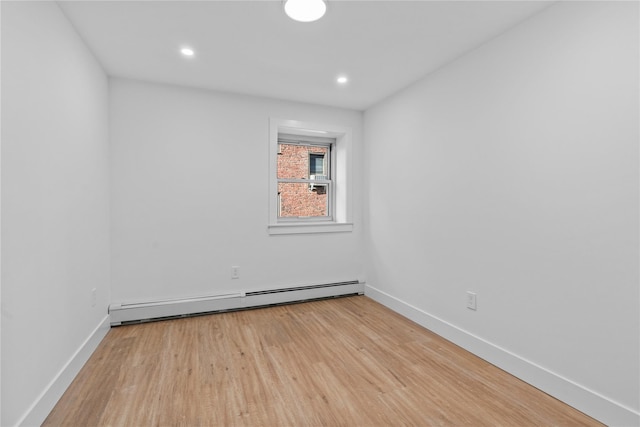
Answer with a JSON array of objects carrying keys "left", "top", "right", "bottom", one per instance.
[{"left": 309, "top": 175, "right": 327, "bottom": 192}]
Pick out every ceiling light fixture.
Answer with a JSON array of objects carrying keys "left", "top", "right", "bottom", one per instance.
[
  {"left": 180, "top": 47, "right": 195, "bottom": 57},
  {"left": 284, "top": 0, "right": 327, "bottom": 22},
  {"left": 337, "top": 75, "right": 348, "bottom": 85}
]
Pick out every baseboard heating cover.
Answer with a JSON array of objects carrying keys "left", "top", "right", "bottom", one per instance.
[{"left": 109, "top": 280, "right": 363, "bottom": 326}]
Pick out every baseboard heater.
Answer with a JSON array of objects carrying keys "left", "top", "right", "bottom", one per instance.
[{"left": 109, "top": 280, "right": 363, "bottom": 326}]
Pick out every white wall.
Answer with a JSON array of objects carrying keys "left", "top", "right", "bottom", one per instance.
[
  {"left": 109, "top": 78, "right": 363, "bottom": 303},
  {"left": 1, "top": 2, "right": 110, "bottom": 426},
  {"left": 364, "top": 1, "right": 639, "bottom": 425}
]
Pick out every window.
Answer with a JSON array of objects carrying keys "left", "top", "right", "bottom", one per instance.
[
  {"left": 269, "top": 118, "right": 353, "bottom": 235},
  {"left": 309, "top": 153, "right": 325, "bottom": 176},
  {"left": 309, "top": 153, "right": 327, "bottom": 194},
  {"left": 277, "top": 137, "right": 332, "bottom": 219}
]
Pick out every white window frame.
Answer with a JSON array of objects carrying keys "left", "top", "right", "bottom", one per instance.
[
  {"left": 268, "top": 118, "right": 353, "bottom": 235},
  {"left": 277, "top": 136, "right": 333, "bottom": 222}
]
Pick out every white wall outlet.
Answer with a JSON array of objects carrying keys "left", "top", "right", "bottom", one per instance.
[
  {"left": 91, "top": 288, "right": 97, "bottom": 307},
  {"left": 466, "top": 291, "right": 477, "bottom": 310},
  {"left": 231, "top": 266, "right": 240, "bottom": 279}
]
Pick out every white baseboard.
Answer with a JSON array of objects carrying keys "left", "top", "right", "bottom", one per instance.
[
  {"left": 364, "top": 284, "right": 640, "bottom": 427},
  {"left": 16, "top": 315, "right": 110, "bottom": 427}
]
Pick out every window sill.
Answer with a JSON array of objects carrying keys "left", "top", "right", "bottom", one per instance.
[{"left": 268, "top": 222, "right": 353, "bottom": 235}]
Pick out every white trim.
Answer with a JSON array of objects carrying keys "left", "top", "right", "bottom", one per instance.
[
  {"left": 364, "top": 285, "right": 640, "bottom": 427},
  {"left": 268, "top": 222, "right": 353, "bottom": 235},
  {"left": 16, "top": 315, "right": 110, "bottom": 427},
  {"left": 0, "top": 3, "right": 4, "bottom": 421}
]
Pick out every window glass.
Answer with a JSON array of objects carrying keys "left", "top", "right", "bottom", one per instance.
[
  {"left": 309, "top": 153, "right": 325, "bottom": 177},
  {"left": 277, "top": 144, "right": 328, "bottom": 180},
  {"left": 277, "top": 141, "right": 331, "bottom": 219},
  {"left": 278, "top": 183, "right": 328, "bottom": 217}
]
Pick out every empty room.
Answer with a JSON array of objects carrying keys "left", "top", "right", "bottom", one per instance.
[{"left": 1, "top": 0, "right": 638, "bottom": 426}]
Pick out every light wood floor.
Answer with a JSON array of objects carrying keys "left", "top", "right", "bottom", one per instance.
[{"left": 44, "top": 296, "right": 602, "bottom": 426}]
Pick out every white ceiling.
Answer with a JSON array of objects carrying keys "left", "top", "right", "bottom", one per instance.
[{"left": 59, "top": 1, "right": 553, "bottom": 110}]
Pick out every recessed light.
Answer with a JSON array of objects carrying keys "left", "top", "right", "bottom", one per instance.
[
  {"left": 337, "top": 75, "right": 348, "bottom": 85},
  {"left": 180, "top": 47, "right": 195, "bottom": 57},
  {"left": 284, "top": 0, "right": 326, "bottom": 23}
]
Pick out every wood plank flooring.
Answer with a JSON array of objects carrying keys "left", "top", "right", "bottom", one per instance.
[{"left": 44, "top": 296, "right": 602, "bottom": 426}]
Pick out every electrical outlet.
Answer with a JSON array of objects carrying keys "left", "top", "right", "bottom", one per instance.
[
  {"left": 231, "top": 266, "right": 240, "bottom": 279},
  {"left": 91, "top": 288, "right": 97, "bottom": 307},
  {"left": 466, "top": 291, "right": 477, "bottom": 310}
]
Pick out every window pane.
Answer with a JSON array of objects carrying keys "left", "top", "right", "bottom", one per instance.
[
  {"left": 278, "top": 144, "right": 328, "bottom": 179},
  {"left": 278, "top": 182, "right": 328, "bottom": 217},
  {"left": 309, "top": 153, "right": 325, "bottom": 176}
]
